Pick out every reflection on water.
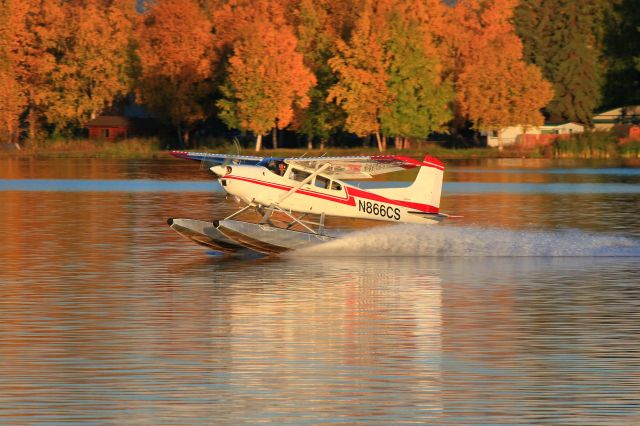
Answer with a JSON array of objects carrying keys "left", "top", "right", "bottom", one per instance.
[
  {"left": 1, "top": 157, "right": 640, "bottom": 424},
  {"left": 2, "top": 255, "right": 639, "bottom": 424}
]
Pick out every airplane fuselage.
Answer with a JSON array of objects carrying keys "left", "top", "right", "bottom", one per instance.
[{"left": 215, "top": 164, "right": 442, "bottom": 225}]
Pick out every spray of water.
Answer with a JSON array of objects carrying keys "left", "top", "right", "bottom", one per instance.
[{"left": 297, "top": 224, "right": 640, "bottom": 257}]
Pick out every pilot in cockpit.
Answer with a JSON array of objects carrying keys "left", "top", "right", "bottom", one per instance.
[{"left": 277, "top": 162, "right": 287, "bottom": 176}]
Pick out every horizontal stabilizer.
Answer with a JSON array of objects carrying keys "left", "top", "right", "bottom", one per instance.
[{"left": 407, "top": 211, "right": 462, "bottom": 220}]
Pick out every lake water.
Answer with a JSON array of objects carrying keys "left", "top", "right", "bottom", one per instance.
[{"left": 1, "top": 156, "right": 640, "bottom": 424}]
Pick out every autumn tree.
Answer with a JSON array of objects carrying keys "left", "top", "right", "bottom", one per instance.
[
  {"left": 319, "top": 0, "right": 364, "bottom": 40},
  {"left": 446, "top": 0, "right": 553, "bottom": 148},
  {"left": 2, "top": 1, "right": 56, "bottom": 140},
  {"left": 458, "top": 50, "right": 553, "bottom": 148},
  {"left": 329, "top": 0, "right": 453, "bottom": 151},
  {"left": 380, "top": 11, "right": 453, "bottom": 147},
  {"left": 2, "top": 0, "right": 136, "bottom": 137},
  {"left": 290, "top": 0, "right": 347, "bottom": 149},
  {"left": 216, "top": 0, "right": 315, "bottom": 152},
  {"left": 34, "top": 0, "right": 135, "bottom": 135},
  {"left": 0, "top": 0, "right": 27, "bottom": 144},
  {"left": 137, "top": 0, "right": 216, "bottom": 146},
  {"left": 328, "top": 1, "right": 388, "bottom": 150}
]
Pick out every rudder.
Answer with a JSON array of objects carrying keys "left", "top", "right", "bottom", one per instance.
[{"left": 407, "top": 155, "right": 444, "bottom": 209}]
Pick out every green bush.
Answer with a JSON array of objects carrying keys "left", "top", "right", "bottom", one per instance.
[
  {"left": 619, "top": 140, "right": 640, "bottom": 158},
  {"left": 19, "top": 137, "right": 161, "bottom": 158},
  {"left": 553, "top": 131, "right": 618, "bottom": 158}
]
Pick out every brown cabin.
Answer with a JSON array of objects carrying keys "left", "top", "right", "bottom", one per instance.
[
  {"left": 612, "top": 124, "right": 640, "bottom": 143},
  {"left": 87, "top": 115, "right": 132, "bottom": 141}
]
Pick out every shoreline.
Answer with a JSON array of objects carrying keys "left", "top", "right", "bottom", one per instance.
[
  {"left": 1, "top": 141, "right": 639, "bottom": 162},
  {"left": 0, "top": 145, "right": 513, "bottom": 160}
]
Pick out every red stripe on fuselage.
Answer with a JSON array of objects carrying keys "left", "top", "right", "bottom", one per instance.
[
  {"left": 346, "top": 187, "right": 439, "bottom": 213},
  {"left": 224, "top": 175, "right": 438, "bottom": 213}
]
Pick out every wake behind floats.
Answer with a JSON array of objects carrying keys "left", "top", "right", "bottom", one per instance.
[{"left": 168, "top": 150, "right": 454, "bottom": 255}]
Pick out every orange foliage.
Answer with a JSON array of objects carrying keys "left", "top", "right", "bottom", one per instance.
[
  {"left": 0, "top": 68, "right": 24, "bottom": 143},
  {"left": 328, "top": 0, "right": 451, "bottom": 146},
  {"left": 137, "top": 0, "right": 216, "bottom": 142},
  {"left": 138, "top": 0, "right": 214, "bottom": 78},
  {"left": 217, "top": 0, "right": 315, "bottom": 149},
  {"left": 327, "top": 1, "right": 388, "bottom": 139},
  {"left": 212, "top": 0, "right": 290, "bottom": 53},
  {"left": 1, "top": 0, "right": 558, "bottom": 147},
  {"left": 313, "top": 0, "right": 364, "bottom": 39},
  {"left": 445, "top": 0, "right": 553, "bottom": 139},
  {"left": 45, "top": 0, "right": 134, "bottom": 130},
  {"left": 5, "top": 0, "right": 58, "bottom": 138},
  {"left": 0, "top": 0, "right": 29, "bottom": 142},
  {"left": 3, "top": 0, "right": 135, "bottom": 134}
]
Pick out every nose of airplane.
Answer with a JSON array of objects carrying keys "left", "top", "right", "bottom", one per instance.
[{"left": 210, "top": 165, "right": 227, "bottom": 177}]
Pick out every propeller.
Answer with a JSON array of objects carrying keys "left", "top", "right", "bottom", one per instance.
[{"left": 203, "top": 137, "right": 243, "bottom": 177}]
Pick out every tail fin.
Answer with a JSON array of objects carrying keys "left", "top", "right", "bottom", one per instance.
[{"left": 407, "top": 155, "right": 444, "bottom": 210}]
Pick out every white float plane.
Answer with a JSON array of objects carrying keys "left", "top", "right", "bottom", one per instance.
[{"left": 168, "top": 151, "right": 453, "bottom": 254}]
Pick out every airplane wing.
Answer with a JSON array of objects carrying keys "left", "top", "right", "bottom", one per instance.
[
  {"left": 170, "top": 151, "right": 263, "bottom": 166},
  {"left": 285, "top": 155, "right": 443, "bottom": 179}
]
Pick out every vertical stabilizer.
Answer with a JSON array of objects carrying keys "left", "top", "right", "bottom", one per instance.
[{"left": 407, "top": 155, "right": 444, "bottom": 209}]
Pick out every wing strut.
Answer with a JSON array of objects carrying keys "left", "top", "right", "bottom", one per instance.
[
  {"left": 276, "top": 163, "right": 331, "bottom": 204},
  {"left": 224, "top": 204, "right": 253, "bottom": 220}
]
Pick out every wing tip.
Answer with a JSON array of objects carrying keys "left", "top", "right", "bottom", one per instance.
[
  {"left": 170, "top": 150, "right": 192, "bottom": 160},
  {"left": 423, "top": 155, "right": 444, "bottom": 166}
]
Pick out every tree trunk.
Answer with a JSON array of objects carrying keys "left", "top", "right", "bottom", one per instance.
[
  {"left": 27, "top": 107, "right": 39, "bottom": 141},
  {"left": 382, "top": 135, "right": 387, "bottom": 151},
  {"left": 307, "top": 136, "right": 313, "bottom": 150},
  {"left": 319, "top": 138, "right": 325, "bottom": 151},
  {"left": 393, "top": 135, "right": 401, "bottom": 150},
  {"left": 183, "top": 128, "right": 190, "bottom": 148},
  {"left": 272, "top": 128, "right": 278, "bottom": 149},
  {"left": 177, "top": 124, "right": 183, "bottom": 148},
  {"left": 255, "top": 134, "right": 262, "bottom": 152},
  {"left": 498, "top": 128, "right": 503, "bottom": 151},
  {"left": 375, "top": 132, "right": 383, "bottom": 152}
]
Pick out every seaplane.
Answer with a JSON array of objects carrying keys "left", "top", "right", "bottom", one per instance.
[{"left": 167, "top": 150, "right": 452, "bottom": 255}]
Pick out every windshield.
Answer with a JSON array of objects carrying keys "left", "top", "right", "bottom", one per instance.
[{"left": 264, "top": 159, "right": 287, "bottom": 176}]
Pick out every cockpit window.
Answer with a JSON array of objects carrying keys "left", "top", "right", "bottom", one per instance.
[
  {"left": 276, "top": 162, "right": 287, "bottom": 176},
  {"left": 266, "top": 160, "right": 287, "bottom": 176},
  {"left": 266, "top": 160, "right": 278, "bottom": 174},
  {"left": 314, "top": 176, "right": 330, "bottom": 189},
  {"left": 290, "top": 168, "right": 310, "bottom": 182},
  {"left": 287, "top": 168, "right": 343, "bottom": 190}
]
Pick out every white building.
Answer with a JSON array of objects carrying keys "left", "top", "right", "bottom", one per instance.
[
  {"left": 592, "top": 106, "right": 640, "bottom": 131},
  {"left": 485, "top": 122, "right": 585, "bottom": 148}
]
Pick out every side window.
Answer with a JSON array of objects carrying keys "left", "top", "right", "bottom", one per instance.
[
  {"left": 290, "top": 168, "right": 310, "bottom": 182},
  {"left": 314, "top": 176, "right": 330, "bottom": 189},
  {"left": 331, "top": 181, "right": 342, "bottom": 191},
  {"left": 266, "top": 161, "right": 278, "bottom": 175}
]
